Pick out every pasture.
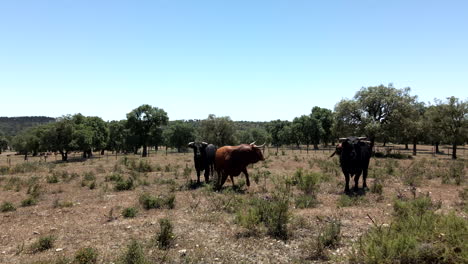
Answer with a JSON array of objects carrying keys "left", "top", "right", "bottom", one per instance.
[{"left": 0, "top": 145, "right": 467, "bottom": 264}]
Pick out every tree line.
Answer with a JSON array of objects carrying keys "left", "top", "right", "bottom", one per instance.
[{"left": 1, "top": 84, "right": 467, "bottom": 159}]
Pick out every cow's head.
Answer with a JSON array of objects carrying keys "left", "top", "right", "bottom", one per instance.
[
  {"left": 188, "top": 142, "right": 208, "bottom": 159},
  {"left": 249, "top": 142, "right": 265, "bottom": 162},
  {"left": 337, "top": 137, "right": 367, "bottom": 161}
]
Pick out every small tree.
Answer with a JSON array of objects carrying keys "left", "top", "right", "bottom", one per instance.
[
  {"left": 199, "top": 114, "right": 236, "bottom": 146},
  {"left": 164, "top": 121, "right": 195, "bottom": 152},
  {"left": 311, "top": 107, "right": 333, "bottom": 146},
  {"left": 427, "top": 97, "right": 467, "bottom": 159},
  {"left": 267, "top": 120, "right": 289, "bottom": 152},
  {"left": 126, "top": 104, "right": 169, "bottom": 157}
]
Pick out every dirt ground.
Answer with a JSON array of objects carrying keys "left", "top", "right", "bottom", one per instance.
[{"left": 0, "top": 144, "right": 466, "bottom": 263}]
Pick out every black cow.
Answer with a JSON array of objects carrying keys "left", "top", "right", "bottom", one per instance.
[
  {"left": 331, "top": 137, "right": 371, "bottom": 193},
  {"left": 188, "top": 142, "right": 217, "bottom": 184}
]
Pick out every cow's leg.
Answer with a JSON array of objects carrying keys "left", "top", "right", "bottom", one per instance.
[
  {"left": 354, "top": 171, "right": 362, "bottom": 192},
  {"left": 362, "top": 168, "right": 368, "bottom": 190},
  {"left": 196, "top": 169, "right": 201, "bottom": 184},
  {"left": 242, "top": 168, "right": 250, "bottom": 187},
  {"left": 220, "top": 173, "right": 229, "bottom": 188},
  {"left": 344, "top": 172, "right": 350, "bottom": 194},
  {"left": 204, "top": 165, "right": 210, "bottom": 183}
]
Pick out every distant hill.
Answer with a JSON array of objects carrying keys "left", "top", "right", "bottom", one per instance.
[{"left": 0, "top": 116, "right": 56, "bottom": 137}]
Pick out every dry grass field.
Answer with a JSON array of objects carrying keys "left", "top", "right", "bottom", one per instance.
[{"left": 0, "top": 145, "right": 467, "bottom": 264}]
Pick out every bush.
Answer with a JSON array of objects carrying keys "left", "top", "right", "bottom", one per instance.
[
  {"left": 132, "top": 159, "right": 153, "bottom": 173},
  {"left": 156, "top": 218, "right": 175, "bottom": 250},
  {"left": 75, "top": 247, "right": 98, "bottom": 264},
  {"left": 370, "top": 181, "right": 383, "bottom": 195},
  {"left": 46, "top": 173, "right": 59, "bottom": 183},
  {"left": 319, "top": 219, "right": 341, "bottom": 249},
  {"left": 139, "top": 193, "right": 175, "bottom": 210},
  {"left": 122, "top": 207, "right": 138, "bottom": 218},
  {"left": 297, "top": 171, "right": 322, "bottom": 195},
  {"left": 403, "top": 160, "right": 425, "bottom": 186},
  {"left": 10, "top": 162, "right": 43, "bottom": 174},
  {"left": 119, "top": 239, "right": 148, "bottom": 264},
  {"left": 337, "top": 195, "right": 365, "bottom": 207},
  {"left": 30, "top": 235, "right": 55, "bottom": 252},
  {"left": 236, "top": 196, "right": 290, "bottom": 240},
  {"left": 351, "top": 196, "right": 467, "bottom": 264},
  {"left": 114, "top": 178, "right": 134, "bottom": 191},
  {"left": 1, "top": 201, "right": 16, "bottom": 212},
  {"left": 295, "top": 194, "right": 318, "bottom": 209},
  {"left": 21, "top": 196, "right": 38, "bottom": 207}
]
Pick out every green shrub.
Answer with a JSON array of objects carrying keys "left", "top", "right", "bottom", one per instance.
[
  {"left": 119, "top": 239, "right": 148, "bottom": 264},
  {"left": 10, "top": 162, "right": 43, "bottom": 174},
  {"left": 30, "top": 235, "right": 55, "bottom": 252},
  {"left": 295, "top": 194, "right": 318, "bottom": 209},
  {"left": 27, "top": 181, "right": 42, "bottom": 198},
  {"left": 370, "top": 181, "right": 383, "bottom": 195},
  {"left": 297, "top": 171, "right": 321, "bottom": 195},
  {"left": 351, "top": 196, "right": 467, "bottom": 264},
  {"left": 122, "top": 207, "right": 138, "bottom": 218},
  {"left": 53, "top": 199, "right": 73, "bottom": 208},
  {"left": 1, "top": 201, "right": 16, "bottom": 212},
  {"left": 3, "top": 176, "right": 23, "bottom": 191},
  {"left": 21, "top": 196, "right": 38, "bottom": 207},
  {"left": 75, "top": 247, "right": 98, "bottom": 264},
  {"left": 337, "top": 195, "right": 365, "bottom": 207},
  {"left": 139, "top": 193, "right": 175, "bottom": 210},
  {"left": 46, "top": 173, "right": 59, "bottom": 183},
  {"left": 403, "top": 160, "right": 424, "bottom": 186},
  {"left": 319, "top": 219, "right": 341, "bottom": 249},
  {"left": 105, "top": 173, "right": 123, "bottom": 182},
  {"left": 236, "top": 196, "right": 289, "bottom": 240},
  {"left": 0, "top": 165, "right": 10, "bottom": 175},
  {"left": 156, "top": 218, "right": 175, "bottom": 249},
  {"left": 132, "top": 159, "right": 153, "bottom": 173},
  {"left": 114, "top": 178, "right": 134, "bottom": 191}
]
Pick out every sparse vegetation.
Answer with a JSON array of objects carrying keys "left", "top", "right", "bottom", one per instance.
[
  {"left": 119, "top": 239, "right": 148, "bottom": 264},
  {"left": 138, "top": 193, "right": 175, "bottom": 210},
  {"left": 30, "top": 235, "right": 55, "bottom": 252},
  {"left": 351, "top": 196, "right": 467, "bottom": 264},
  {"left": 74, "top": 247, "right": 98, "bottom": 264},
  {"left": 122, "top": 207, "right": 138, "bottom": 218},
  {"left": 156, "top": 218, "right": 175, "bottom": 249},
  {"left": 1, "top": 201, "right": 16, "bottom": 212}
]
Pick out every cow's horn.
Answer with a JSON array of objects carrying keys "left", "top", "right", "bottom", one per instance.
[
  {"left": 339, "top": 138, "right": 347, "bottom": 142},
  {"left": 250, "top": 141, "right": 256, "bottom": 146},
  {"left": 255, "top": 143, "right": 266, "bottom": 148},
  {"left": 202, "top": 141, "right": 208, "bottom": 145},
  {"left": 357, "top": 137, "right": 367, "bottom": 140},
  {"left": 188, "top": 142, "right": 194, "bottom": 146}
]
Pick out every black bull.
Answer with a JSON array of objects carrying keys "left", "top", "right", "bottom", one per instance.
[
  {"left": 188, "top": 142, "right": 216, "bottom": 183},
  {"left": 331, "top": 137, "right": 371, "bottom": 193}
]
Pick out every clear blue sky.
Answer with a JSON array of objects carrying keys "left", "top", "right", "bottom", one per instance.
[{"left": 1, "top": 0, "right": 466, "bottom": 121}]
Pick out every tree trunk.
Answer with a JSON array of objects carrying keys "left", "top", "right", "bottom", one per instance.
[
  {"left": 306, "top": 144, "right": 309, "bottom": 153},
  {"left": 370, "top": 137, "right": 375, "bottom": 153},
  {"left": 87, "top": 149, "right": 92, "bottom": 157},
  {"left": 435, "top": 142, "right": 440, "bottom": 153},
  {"left": 83, "top": 151, "right": 87, "bottom": 158},
  {"left": 383, "top": 141, "right": 386, "bottom": 147},
  {"left": 142, "top": 145, "right": 148, "bottom": 157},
  {"left": 60, "top": 151, "right": 68, "bottom": 161},
  {"left": 313, "top": 143, "right": 319, "bottom": 150},
  {"left": 452, "top": 143, "right": 457, "bottom": 160},
  {"left": 405, "top": 143, "right": 409, "bottom": 150},
  {"left": 412, "top": 138, "right": 417, "bottom": 156},
  {"left": 24, "top": 153, "right": 28, "bottom": 161},
  {"left": 101, "top": 149, "right": 105, "bottom": 155},
  {"left": 133, "top": 147, "right": 138, "bottom": 155}
]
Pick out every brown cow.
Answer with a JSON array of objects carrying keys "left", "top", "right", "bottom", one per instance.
[{"left": 215, "top": 142, "right": 265, "bottom": 189}]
